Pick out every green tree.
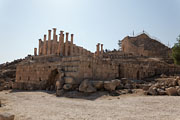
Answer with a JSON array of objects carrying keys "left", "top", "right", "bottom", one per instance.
[
  {"left": 172, "top": 35, "right": 180, "bottom": 65},
  {"left": 118, "top": 40, "right": 122, "bottom": 51}
]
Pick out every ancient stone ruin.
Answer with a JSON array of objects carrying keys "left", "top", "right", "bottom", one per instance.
[{"left": 11, "top": 28, "right": 180, "bottom": 96}]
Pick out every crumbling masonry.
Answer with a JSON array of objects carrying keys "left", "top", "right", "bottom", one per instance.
[{"left": 14, "top": 28, "right": 180, "bottom": 90}]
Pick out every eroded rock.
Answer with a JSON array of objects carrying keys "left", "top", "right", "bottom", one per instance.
[
  {"left": 79, "top": 80, "right": 96, "bottom": 93},
  {"left": 0, "top": 113, "right": 15, "bottom": 120},
  {"left": 63, "top": 84, "right": 73, "bottom": 90},
  {"left": 92, "top": 81, "right": 104, "bottom": 90},
  {"left": 166, "top": 87, "right": 177, "bottom": 96}
]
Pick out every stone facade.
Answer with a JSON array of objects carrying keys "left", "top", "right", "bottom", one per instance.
[
  {"left": 14, "top": 28, "right": 180, "bottom": 90},
  {"left": 121, "top": 33, "right": 171, "bottom": 58}
]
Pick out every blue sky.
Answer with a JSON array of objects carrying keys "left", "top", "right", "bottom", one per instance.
[{"left": 0, "top": 0, "right": 180, "bottom": 63}]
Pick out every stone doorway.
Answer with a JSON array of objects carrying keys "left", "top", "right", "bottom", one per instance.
[{"left": 46, "top": 69, "right": 59, "bottom": 90}]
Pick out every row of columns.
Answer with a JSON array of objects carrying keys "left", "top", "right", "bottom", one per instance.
[
  {"left": 34, "top": 28, "right": 100, "bottom": 57},
  {"left": 96, "top": 43, "right": 103, "bottom": 57},
  {"left": 35, "top": 28, "right": 74, "bottom": 56}
]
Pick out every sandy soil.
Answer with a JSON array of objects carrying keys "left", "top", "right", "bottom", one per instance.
[{"left": 1, "top": 90, "right": 180, "bottom": 120}]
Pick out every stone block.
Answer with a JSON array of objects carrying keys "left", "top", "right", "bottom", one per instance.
[
  {"left": 64, "top": 77, "right": 75, "bottom": 84},
  {"left": 92, "top": 81, "right": 104, "bottom": 89},
  {"left": 63, "top": 84, "right": 72, "bottom": 90},
  {"left": 166, "top": 87, "right": 177, "bottom": 96},
  {"left": 0, "top": 113, "right": 15, "bottom": 120},
  {"left": 79, "top": 79, "right": 96, "bottom": 93}
]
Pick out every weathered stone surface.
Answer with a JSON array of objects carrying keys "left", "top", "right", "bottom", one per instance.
[
  {"left": 166, "top": 87, "right": 177, "bottom": 96},
  {"left": 79, "top": 80, "right": 96, "bottom": 93},
  {"left": 56, "top": 89, "right": 65, "bottom": 96},
  {"left": 160, "top": 74, "right": 167, "bottom": 78},
  {"left": 147, "top": 86, "right": 158, "bottom": 95},
  {"left": 64, "top": 77, "right": 75, "bottom": 84},
  {"left": 86, "top": 84, "right": 97, "bottom": 93},
  {"left": 0, "top": 113, "right": 15, "bottom": 120},
  {"left": 92, "top": 81, "right": 104, "bottom": 89},
  {"left": 177, "top": 80, "right": 180, "bottom": 86},
  {"left": 104, "top": 80, "right": 120, "bottom": 91},
  {"left": 63, "top": 84, "right": 73, "bottom": 90},
  {"left": 177, "top": 88, "right": 180, "bottom": 96},
  {"left": 55, "top": 79, "right": 64, "bottom": 90},
  {"left": 157, "top": 88, "right": 166, "bottom": 95}
]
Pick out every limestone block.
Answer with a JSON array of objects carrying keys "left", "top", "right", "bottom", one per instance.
[
  {"left": 104, "top": 81, "right": 117, "bottom": 91},
  {"left": 79, "top": 79, "right": 96, "bottom": 93},
  {"left": 56, "top": 89, "right": 64, "bottom": 96},
  {"left": 56, "top": 79, "right": 64, "bottom": 90},
  {"left": 166, "top": 87, "right": 177, "bottom": 96},
  {"left": 0, "top": 113, "right": 15, "bottom": 120},
  {"left": 64, "top": 77, "right": 75, "bottom": 84},
  {"left": 63, "top": 84, "right": 72, "bottom": 90},
  {"left": 92, "top": 81, "right": 104, "bottom": 89}
]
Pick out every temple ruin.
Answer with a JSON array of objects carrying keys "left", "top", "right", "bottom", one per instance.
[{"left": 14, "top": 28, "right": 180, "bottom": 90}]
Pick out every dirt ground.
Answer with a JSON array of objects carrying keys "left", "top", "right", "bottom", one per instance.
[{"left": 0, "top": 90, "right": 180, "bottom": 120}]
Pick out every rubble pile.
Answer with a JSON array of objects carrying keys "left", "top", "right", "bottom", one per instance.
[
  {"left": 0, "top": 59, "right": 23, "bottom": 91},
  {"left": 146, "top": 76, "right": 180, "bottom": 96},
  {"left": 56, "top": 78, "right": 141, "bottom": 96}
]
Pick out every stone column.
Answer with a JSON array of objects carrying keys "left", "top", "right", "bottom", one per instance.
[
  {"left": 101, "top": 44, "right": 103, "bottom": 55},
  {"left": 65, "top": 32, "right": 69, "bottom": 56},
  {"left": 34, "top": 48, "right": 37, "bottom": 56},
  {"left": 60, "top": 31, "right": 64, "bottom": 56},
  {"left": 38, "top": 39, "right": 42, "bottom": 55},
  {"left": 52, "top": 28, "right": 56, "bottom": 54},
  {"left": 96, "top": 43, "right": 100, "bottom": 57},
  {"left": 43, "top": 34, "right": 47, "bottom": 55},
  {"left": 70, "top": 34, "right": 74, "bottom": 56},
  {"left": 47, "top": 30, "right": 52, "bottom": 55}
]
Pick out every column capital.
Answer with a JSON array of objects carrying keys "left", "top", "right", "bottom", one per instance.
[{"left": 66, "top": 32, "right": 69, "bottom": 35}]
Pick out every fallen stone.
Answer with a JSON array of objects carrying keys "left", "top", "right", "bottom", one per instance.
[
  {"left": 56, "top": 79, "right": 64, "bottom": 90},
  {"left": 86, "top": 84, "right": 97, "bottom": 93},
  {"left": 0, "top": 113, "right": 15, "bottom": 120},
  {"left": 147, "top": 86, "right": 158, "bottom": 95},
  {"left": 166, "top": 87, "right": 177, "bottom": 96},
  {"left": 56, "top": 89, "right": 65, "bottom": 96},
  {"left": 160, "top": 74, "right": 167, "bottom": 78},
  {"left": 79, "top": 79, "right": 89, "bottom": 92},
  {"left": 79, "top": 80, "right": 96, "bottom": 93},
  {"left": 63, "top": 84, "right": 73, "bottom": 90},
  {"left": 92, "top": 81, "right": 104, "bottom": 90},
  {"left": 124, "top": 84, "right": 133, "bottom": 89},
  {"left": 177, "top": 80, "right": 180, "bottom": 86},
  {"left": 0, "top": 87, "right": 3, "bottom": 91},
  {"left": 64, "top": 77, "right": 75, "bottom": 84},
  {"left": 157, "top": 88, "right": 166, "bottom": 95},
  {"left": 177, "top": 88, "right": 180, "bottom": 96},
  {"left": 104, "top": 80, "right": 118, "bottom": 91}
]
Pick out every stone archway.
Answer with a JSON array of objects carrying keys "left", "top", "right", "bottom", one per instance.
[{"left": 46, "top": 69, "right": 59, "bottom": 90}]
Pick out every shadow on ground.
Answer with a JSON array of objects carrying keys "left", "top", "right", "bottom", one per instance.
[{"left": 9, "top": 89, "right": 109, "bottom": 101}]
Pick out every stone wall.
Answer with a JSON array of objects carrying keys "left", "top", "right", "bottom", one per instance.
[
  {"left": 121, "top": 33, "right": 171, "bottom": 58},
  {"left": 14, "top": 56, "right": 118, "bottom": 90}
]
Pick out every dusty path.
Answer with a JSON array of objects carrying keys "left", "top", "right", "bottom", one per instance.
[{"left": 0, "top": 90, "right": 180, "bottom": 120}]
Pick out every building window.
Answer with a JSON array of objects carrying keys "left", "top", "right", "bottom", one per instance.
[
  {"left": 28, "top": 76, "right": 30, "bottom": 81},
  {"left": 19, "top": 77, "right": 21, "bottom": 80},
  {"left": 39, "top": 77, "right": 42, "bottom": 81}
]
